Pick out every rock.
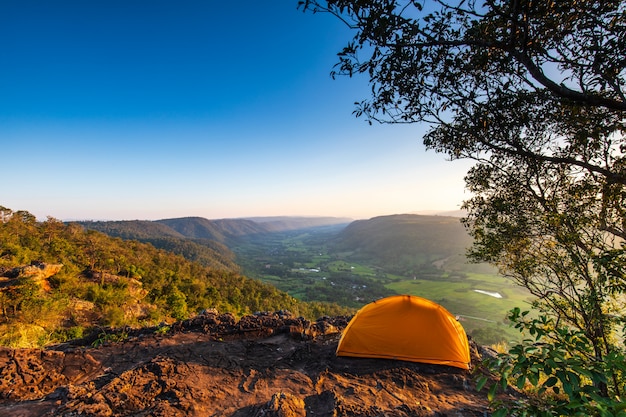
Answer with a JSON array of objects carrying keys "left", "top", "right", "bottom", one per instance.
[
  {"left": 3, "top": 262, "right": 63, "bottom": 281},
  {"left": 253, "top": 392, "right": 306, "bottom": 417},
  {"left": 0, "top": 262, "right": 63, "bottom": 292},
  {"left": 0, "top": 313, "right": 492, "bottom": 417}
]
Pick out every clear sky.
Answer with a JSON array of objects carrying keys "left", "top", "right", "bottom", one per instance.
[{"left": 1, "top": 0, "right": 472, "bottom": 221}]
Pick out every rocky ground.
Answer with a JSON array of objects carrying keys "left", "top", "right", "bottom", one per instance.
[{"left": 0, "top": 310, "right": 496, "bottom": 416}]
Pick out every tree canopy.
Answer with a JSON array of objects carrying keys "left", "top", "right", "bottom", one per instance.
[{"left": 301, "top": 0, "right": 625, "bottom": 414}]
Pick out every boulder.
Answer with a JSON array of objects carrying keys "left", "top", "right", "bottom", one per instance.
[
  {"left": 253, "top": 392, "right": 306, "bottom": 417},
  {"left": 0, "top": 262, "right": 63, "bottom": 292},
  {"left": 3, "top": 262, "right": 63, "bottom": 281}
]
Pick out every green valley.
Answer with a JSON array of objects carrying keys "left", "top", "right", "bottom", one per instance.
[
  {"left": 78, "top": 213, "right": 537, "bottom": 345},
  {"left": 232, "top": 214, "right": 534, "bottom": 345}
]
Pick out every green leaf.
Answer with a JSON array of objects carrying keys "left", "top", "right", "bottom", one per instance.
[
  {"left": 488, "top": 383, "right": 498, "bottom": 402},
  {"left": 492, "top": 408, "right": 508, "bottom": 417},
  {"left": 500, "top": 377, "right": 508, "bottom": 391},
  {"left": 543, "top": 376, "right": 558, "bottom": 387},
  {"left": 563, "top": 381, "right": 573, "bottom": 397},
  {"left": 565, "top": 400, "right": 583, "bottom": 410},
  {"left": 476, "top": 376, "right": 488, "bottom": 392}
]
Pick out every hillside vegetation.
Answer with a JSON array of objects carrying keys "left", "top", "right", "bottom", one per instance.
[
  {"left": 332, "top": 214, "right": 475, "bottom": 276},
  {"left": 0, "top": 206, "right": 351, "bottom": 347},
  {"left": 76, "top": 219, "right": 240, "bottom": 271}
]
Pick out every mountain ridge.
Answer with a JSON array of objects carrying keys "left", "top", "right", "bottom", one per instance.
[{"left": 331, "top": 214, "right": 473, "bottom": 276}]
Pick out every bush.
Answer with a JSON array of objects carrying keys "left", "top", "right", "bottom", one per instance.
[
  {"left": 477, "top": 309, "right": 626, "bottom": 417},
  {"left": 102, "top": 305, "right": 126, "bottom": 327}
]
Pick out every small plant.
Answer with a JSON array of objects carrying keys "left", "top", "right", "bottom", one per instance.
[
  {"left": 91, "top": 327, "right": 129, "bottom": 348},
  {"left": 50, "top": 326, "right": 85, "bottom": 344},
  {"left": 155, "top": 324, "right": 170, "bottom": 335}
]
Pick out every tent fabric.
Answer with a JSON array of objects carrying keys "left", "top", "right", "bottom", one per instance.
[{"left": 336, "top": 294, "right": 470, "bottom": 370}]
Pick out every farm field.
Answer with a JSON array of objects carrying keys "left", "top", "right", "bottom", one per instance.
[{"left": 232, "top": 225, "right": 534, "bottom": 345}]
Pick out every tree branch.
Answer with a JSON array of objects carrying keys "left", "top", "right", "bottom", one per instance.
[{"left": 513, "top": 50, "right": 626, "bottom": 111}]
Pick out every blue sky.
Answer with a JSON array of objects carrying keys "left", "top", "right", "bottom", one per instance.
[{"left": 1, "top": 0, "right": 472, "bottom": 221}]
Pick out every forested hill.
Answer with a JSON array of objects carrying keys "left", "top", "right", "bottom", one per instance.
[
  {"left": 78, "top": 216, "right": 352, "bottom": 270},
  {"left": 75, "top": 219, "right": 240, "bottom": 272},
  {"left": 78, "top": 216, "right": 352, "bottom": 242},
  {"left": 332, "top": 214, "right": 474, "bottom": 275},
  {"left": 156, "top": 216, "right": 353, "bottom": 238},
  {"left": 0, "top": 206, "right": 351, "bottom": 348},
  {"left": 78, "top": 217, "right": 270, "bottom": 246}
]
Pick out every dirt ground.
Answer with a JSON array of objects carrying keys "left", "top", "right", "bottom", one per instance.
[{"left": 0, "top": 311, "right": 494, "bottom": 416}]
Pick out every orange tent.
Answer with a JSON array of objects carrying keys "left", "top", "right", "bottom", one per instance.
[{"left": 336, "top": 294, "right": 470, "bottom": 370}]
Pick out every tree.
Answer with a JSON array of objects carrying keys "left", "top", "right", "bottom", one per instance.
[
  {"left": 300, "top": 0, "right": 625, "bottom": 413},
  {"left": 166, "top": 286, "right": 188, "bottom": 321}
]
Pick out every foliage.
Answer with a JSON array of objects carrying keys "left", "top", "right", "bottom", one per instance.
[
  {"left": 0, "top": 323, "right": 49, "bottom": 348},
  {"left": 301, "top": 0, "right": 625, "bottom": 412},
  {"left": 91, "top": 327, "right": 130, "bottom": 348},
  {"left": 299, "top": 0, "right": 625, "bottom": 123},
  {"left": 0, "top": 206, "right": 348, "bottom": 347},
  {"left": 477, "top": 308, "right": 626, "bottom": 417}
]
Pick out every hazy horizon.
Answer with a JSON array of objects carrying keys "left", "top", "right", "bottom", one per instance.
[
  {"left": 2, "top": 1, "right": 473, "bottom": 222},
  {"left": 34, "top": 208, "right": 467, "bottom": 223}
]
